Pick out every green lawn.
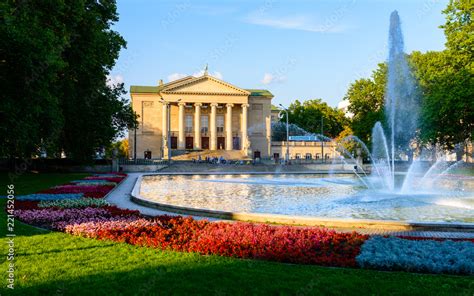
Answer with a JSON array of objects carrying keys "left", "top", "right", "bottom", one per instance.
[{"left": 0, "top": 172, "right": 473, "bottom": 295}]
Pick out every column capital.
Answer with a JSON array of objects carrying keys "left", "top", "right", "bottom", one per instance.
[
  {"left": 178, "top": 102, "right": 186, "bottom": 106},
  {"left": 194, "top": 103, "right": 203, "bottom": 107},
  {"left": 210, "top": 103, "right": 219, "bottom": 107},
  {"left": 241, "top": 103, "right": 250, "bottom": 108},
  {"left": 161, "top": 101, "right": 169, "bottom": 106},
  {"left": 226, "top": 103, "right": 234, "bottom": 108}
]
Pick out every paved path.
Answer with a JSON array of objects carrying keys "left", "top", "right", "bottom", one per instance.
[
  {"left": 105, "top": 173, "right": 217, "bottom": 220},
  {"left": 106, "top": 173, "right": 474, "bottom": 239}
]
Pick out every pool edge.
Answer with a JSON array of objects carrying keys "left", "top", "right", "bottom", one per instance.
[{"left": 131, "top": 173, "right": 474, "bottom": 232}]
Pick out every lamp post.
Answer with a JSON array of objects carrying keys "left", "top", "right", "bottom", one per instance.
[
  {"left": 279, "top": 104, "right": 290, "bottom": 164},
  {"left": 160, "top": 98, "right": 181, "bottom": 162}
]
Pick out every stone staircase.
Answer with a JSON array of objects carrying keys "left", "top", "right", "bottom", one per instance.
[{"left": 172, "top": 150, "right": 248, "bottom": 161}]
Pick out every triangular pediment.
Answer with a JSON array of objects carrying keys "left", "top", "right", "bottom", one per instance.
[{"left": 161, "top": 75, "right": 250, "bottom": 96}]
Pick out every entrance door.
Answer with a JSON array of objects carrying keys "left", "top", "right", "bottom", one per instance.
[
  {"left": 254, "top": 151, "right": 261, "bottom": 159},
  {"left": 144, "top": 150, "right": 152, "bottom": 159},
  {"left": 170, "top": 137, "right": 178, "bottom": 149},
  {"left": 232, "top": 137, "right": 240, "bottom": 150},
  {"left": 201, "top": 137, "right": 209, "bottom": 149},
  {"left": 185, "top": 137, "right": 193, "bottom": 149},
  {"left": 217, "top": 137, "right": 225, "bottom": 150}
]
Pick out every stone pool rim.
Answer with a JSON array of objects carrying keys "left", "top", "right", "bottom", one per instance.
[{"left": 131, "top": 173, "right": 474, "bottom": 232}]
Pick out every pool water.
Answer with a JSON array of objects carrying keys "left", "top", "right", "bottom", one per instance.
[{"left": 139, "top": 174, "right": 474, "bottom": 223}]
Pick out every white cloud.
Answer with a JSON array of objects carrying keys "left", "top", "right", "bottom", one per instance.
[
  {"left": 244, "top": 14, "right": 346, "bottom": 33},
  {"left": 261, "top": 73, "right": 286, "bottom": 85},
  {"left": 337, "top": 99, "right": 354, "bottom": 118},
  {"left": 106, "top": 74, "right": 124, "bottom": 87},
  {"left": 167, "top": 73, "right": 187, "bottom": 82}
]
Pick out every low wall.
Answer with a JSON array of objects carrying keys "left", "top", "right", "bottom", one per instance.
[{"left": 121, "top": 165, "right": 167, "bottom": 172}]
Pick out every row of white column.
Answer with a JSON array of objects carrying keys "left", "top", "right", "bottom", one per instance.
[{"left": 162, "top": 102, "right": 249, "bottom": 151}]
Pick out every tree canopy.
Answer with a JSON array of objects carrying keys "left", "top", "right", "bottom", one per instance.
[
  {"left": 0, "top": 0, "right": 137, "bottom": 161},
  {"left": 345, "top": 63, "right": 386, "bottom": 146},
  {"left": 284, "top": 99, "right": 349, "bottom": 139}
]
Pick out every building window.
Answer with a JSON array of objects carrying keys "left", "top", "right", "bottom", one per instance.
[
  {"left": 217, "top": 115, "right": 224, "bottom": 133},
  {"left": 316, "top": 153, "right": 321, "bottom": 160},
  {"left": 305, "top": 153, "right": 312, "bottom": 160},
  {"left": 185, "top": 115, "right": 193, "bottom": 133},
  {"left": 201, "top": 116, "right": 208, "bottom": 133},
  {"left": 295, "top": 153, "right": 301, "bottom": 159}
]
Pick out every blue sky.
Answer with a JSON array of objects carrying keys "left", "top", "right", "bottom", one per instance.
[{"left": 111, "top": 0, "right": 448, "bottom": 108}]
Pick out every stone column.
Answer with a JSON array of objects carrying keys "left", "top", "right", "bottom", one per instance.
[
  {"left": 226, "top": 103, "right": 234, "bottom": 150},
  {"left": 178, "top": 102, "right": 186, "bottom": 149},
  {"left": 162, "top": 102, "right": 169, "bottom": 159},
  {"left": 241, "top": 103, "right": 249, "bottom": 152},
  {"left": 210, "top": 103, "right": 218, "bottom": 150},
  {"left": 194, "top": 103, "right": 202, "bottom": 149}
]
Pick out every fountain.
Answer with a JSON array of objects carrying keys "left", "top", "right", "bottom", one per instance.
[
  {"left": 354, "top": 11, "right": 467, "bottom": 194},
  {"left": 134, "top": 11, "right": 473, "bottom": 224}
]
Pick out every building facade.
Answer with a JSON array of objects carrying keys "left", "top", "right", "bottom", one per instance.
[
  {"left": 271, "top": 141, "right": 339, "bottom": 161},
  {"left": 129, "top": 73, "right": 273, "bottom": 159}
]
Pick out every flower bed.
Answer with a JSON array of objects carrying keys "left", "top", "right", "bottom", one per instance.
[
  {"left": 356, "top": 236, "right": 474, "bottom": 275},
  {"left": 40, "top": 185, "right": 115, "bottom": 198},
  {"left": 16, "top": 206, "right": 140, "bottom": 228},
  {"left": 71, "top": 179, "right": 116, "bottom": 184},
  {"left": 16, "top": 193, "right": 84, "bottom": 201},
  {"left": 38, "top": 198, "right": 110, "bottom": 208},
  {"left": 52, "top": 180, "right": 117, "bottom": 188},
  {"left": 15, "top": 201, "right": 41, "bottom": 210},
  {"left": 64, "top": 215, "right": 368, "bottom": 267}
]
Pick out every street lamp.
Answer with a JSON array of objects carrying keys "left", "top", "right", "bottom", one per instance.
[
  {"left": 160, "top": 98, "right": 181, "bottom": 162},
  {"left": 278, "top": 104, "right": 290, "bottom": 164}
]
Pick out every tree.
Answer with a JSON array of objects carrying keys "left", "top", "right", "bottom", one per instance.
[
  {"left": 441, "top": 0, "right": 473, "bottom": 69},
  {"left": 410, "top": 50, "right": 473, "bottom": 159},
  {"left": 406, "top": 0, "right": 473, "bottom": 159},
  {"left": 0, "top": 1, "right": 68, "bottom": 158},
  {"left": 439, "top": 0, "right": 474, "bottom": 159},
  {"left": 0, "top": 0, "right": 137, "bottom": 161},
  {"left": 345, "top": 63, "right": 387, "bottom": 146},
  {"left": 285, "top": 99, "right": 348, "bottom": 139},
  {"left": 106, "top": 139, "right": 130, "bottom": 158},
  {"left": 57, "top": 1, "right": 136, "bottom": 161}
]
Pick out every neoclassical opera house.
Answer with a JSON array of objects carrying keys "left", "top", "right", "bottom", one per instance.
[{"left": 129, "top": 71, "right": 273, "bottom": 159}]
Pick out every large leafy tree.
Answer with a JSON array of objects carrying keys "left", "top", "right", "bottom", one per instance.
[
  {"left": 1, "top": 1, "right": 68, "bottom": 157},
  {"left": 0, "top": 0, "right": 136, "bottom": 161},
  {"left": 410, "top": 50, "right": 473, "bottom": 155},
  {"left": 284, "top": 99, "right": 348, "bottom": 139},
  {"left": 345, "top": 63, "right": 387, "bottom": 146},
  {"left": 409, "top": 0, "right": 473, "bottom": 159}
]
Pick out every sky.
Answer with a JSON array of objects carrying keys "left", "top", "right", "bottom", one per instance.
[{"left": 110, "top": 0, "right": 448, "bottom": 108}]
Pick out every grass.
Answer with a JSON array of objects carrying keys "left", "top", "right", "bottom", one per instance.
[{"left": 1, "top": 172, "right": 473, "bottom": 295}]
